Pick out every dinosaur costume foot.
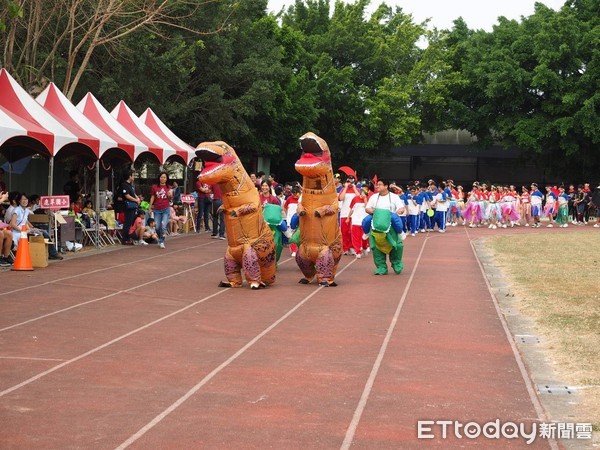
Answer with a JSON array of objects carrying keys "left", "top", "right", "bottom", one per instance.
[
  {"left": 319, "top": 281, "right": 338, "bottom": 287},
  {"left": 250, "top": 282, "right": 267, "bottom": 290},
  {"left": 219, "top": 281, "right": 233, "bottom": 288},
  {"left": 298, "top": 278, "right": 311, "bottom": 284},
  {"left": 373, "top": 268, "right": 388, "bottom": 275},
  {"left": 392, "top": 263, "right": 403, "bottom": 274}
]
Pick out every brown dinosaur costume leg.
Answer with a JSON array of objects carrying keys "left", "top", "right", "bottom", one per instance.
[
  {"left": 254, "top": 234, "right": 277, "bottom": 285},
  {"left": 296, "top": 244, "right": 317, "bottom": 283},
  {"left": 222, "top": 247, "right": 243, "bottom": 287}
]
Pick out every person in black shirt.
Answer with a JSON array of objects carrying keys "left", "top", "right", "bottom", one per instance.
[
  {"left": 120, "top": 169, "right": 141, "bottom": 244},
  {"left": 63, "top": 170, "right": 81, "bottom": 203}
]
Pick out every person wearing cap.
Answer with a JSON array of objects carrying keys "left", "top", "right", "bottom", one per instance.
[
  {"left": 530, "top": 183, "right": 543, "bottom": 228},
  {"left": 333, "top": 173, "right": 342, "bottom": 193}
]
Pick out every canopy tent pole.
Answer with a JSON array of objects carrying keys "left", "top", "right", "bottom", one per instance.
[
  {"left": 48, "top": 156, "right": 54, "bottom": 195},
  {"left": 95, "top": 162, "right": 100, "bottom": 245},
  {"left": 183, "top": 162, "right": 188, "bottom": 193}
]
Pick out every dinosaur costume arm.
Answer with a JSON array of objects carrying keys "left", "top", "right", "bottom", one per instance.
[
  {"left": 230, "top": 203, "right": 258, "bottom": 217},
  {"left": 314, "top": 204, "right": 337, "bottom": 217}
]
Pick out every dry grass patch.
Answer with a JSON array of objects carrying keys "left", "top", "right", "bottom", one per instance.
[{"left": 486, "top": 232, "right": 600, "bottom": 432}]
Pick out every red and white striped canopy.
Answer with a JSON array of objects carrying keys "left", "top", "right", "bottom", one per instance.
[
  {"left": 36, "top": 83, "right": 118, "bottom": 158},
  {"left": 111, "top": 101, "right": 176, "bottom": 165},
  {"left": 76, "top": 93, "right": 147, "bottom": 162},
  {"left": 139, "top": 108, "right": 195, "bottom": 165},
  {"left": 0, "top": 104, "right": 54, "bottom": 151},
  {"left": 0, "top": 68, "right": 79, "bottom": 156}
]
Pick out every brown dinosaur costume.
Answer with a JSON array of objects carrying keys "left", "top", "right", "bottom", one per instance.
[
  {"left": 195, "top": 141, "right": 276, "bottom": 289},
  {"left": 295, "top": 132, "right": 342, "bottom": 286}
]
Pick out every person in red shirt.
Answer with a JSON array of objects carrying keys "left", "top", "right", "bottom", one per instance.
[
  {"left": 259, "top": 181, "right": 280, "bottom": 206},
  {"left": 283, "top": 185, "right": 301, "bottom": 256},
  {"left": 149, "top": 171, "right": 173, "bottom": 249},
  {"left": 129, "top": 209, "right": 148, "bottom": 245}
]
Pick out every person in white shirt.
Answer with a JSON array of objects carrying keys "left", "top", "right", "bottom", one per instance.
[
  {"left": 339, "top": 176, "right": 361, "bottom": 255},
  {"left": 364, "top": 179, "right": 404, "bottom": 275}
]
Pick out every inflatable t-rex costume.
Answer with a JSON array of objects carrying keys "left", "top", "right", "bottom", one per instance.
[
  {"left": 294, "top": 132, "right": 342, "bottom": 286},
  {"left": 195, "top": 141, "right": 276, "bottom": 289}
]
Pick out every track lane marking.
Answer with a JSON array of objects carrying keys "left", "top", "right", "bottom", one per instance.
[
  {"left": 0, "top": 257, "right": 223, "bottom": 332},
  {"left": 115, "top": 259, "right": 357, "bottom": 449},
  {"left": 341, "top": 237, "right": 429, "bottom": 450},
  {"left": 0, "top": 240, "right": 216, "bottom": 297},
  {"left": 0, "top": 255, "right": 336, "bottom": 399}
]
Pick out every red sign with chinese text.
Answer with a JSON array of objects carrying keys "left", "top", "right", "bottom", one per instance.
[
  {"left": 181, "top": 194, "right": 195, "bottom": 204},
  {"left": 40, "top": 195, "right": 70, "bottom": 210}
]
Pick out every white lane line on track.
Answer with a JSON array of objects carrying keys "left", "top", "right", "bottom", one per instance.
[
  {"left": 0, "top": 240, "right": 216, "bottom": 297},
  {"left": 0, "top": 257, "right": 224, "bottom": 333},
  {"left": 115, "top": 259, "right": 356, "bottom": 450},
  {"left": 0, "top": 287, "right": 227, "bottom": 398},
  {"left": 0, "top": 356, "right": 67, "bottom": 362},
  {"left": 340, "top": 237, "right": 429, "bottom": 450},
  {"left": 0, "top": 254, "right": 327, "bottom": 399},
  {"left": 0, "top": 253, "right": 297, "bottom": 333},
  {"left": 468, "top": 239, "right": 559, "bottom": 450}
]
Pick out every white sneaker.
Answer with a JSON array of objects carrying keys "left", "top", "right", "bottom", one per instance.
[
  {"left": 452, "top": 222, "right": 457, "bottom": 226},
  {"left": 365, "top": 247, "right": 371, "bottom": 254},
  {"left": 159, "top": 242, "right": 165, "bottom": 249},
  {"left": 491, "top": 225, "right": 497, "bottom": 229},
  {"left": 139, "top": 240, "right": 149, "bottom": 245},
  {"left": 362, "top": 233, "right": 369, "bottom": 240},
  {"left": 469, "top": 224, "right": 475, "bottom": 228},
  {"left": 525, "top": 223, "right": 529, "bottom": 227},
  {"left": 355, "top": 254, "right": 362, "bottom": 259},
  {"left": 594, "top": 223, "right": 599, "bottom": 228},
  {"left": 411, "top": 233, "right": 416, "bottom": 237},
  {"left": 291, "top": 252, "right": 296, "bottom": 257},
  {"left": 547, "top": 224, "right": 553, "bottom": 228},
  {"left": 349, "top": 248, "right": 356, "bottom": 255},
  {"left": 488, "top": 224, "right": 493, "bottom": 229},
  {"left": 438, "top": 229, "right": 445, "bottom": 233},
  {"left": 502, "top": 224, "right": 507, "bottom": 228},
  {"left": 400, "top": 232, "right": 407, "bottom": 241}
]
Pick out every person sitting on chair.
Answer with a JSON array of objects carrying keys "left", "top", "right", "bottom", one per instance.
[{"left": 8, "top": 193, "right": 63, "bottom": 260}]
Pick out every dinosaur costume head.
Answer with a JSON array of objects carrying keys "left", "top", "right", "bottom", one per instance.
[
  {"left": 295, "top": 132, "right": 333, "bottom": 186},
  {"left": 195, "top": 141, "right": 238, "bottom": 185}
]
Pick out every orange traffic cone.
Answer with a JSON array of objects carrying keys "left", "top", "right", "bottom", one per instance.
[{"left": 12, "top": 226, "right": 34, "bottom": 271}]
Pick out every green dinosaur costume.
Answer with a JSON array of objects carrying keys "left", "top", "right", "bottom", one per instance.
[
  {"left": 263, "top": 203, "right": 286, "bottom": 264},
  {"left": 369, "top": 208, "right": 404, "bottom": 275}
]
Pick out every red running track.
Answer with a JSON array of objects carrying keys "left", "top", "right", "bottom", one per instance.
[{"left": 0, "top": 226, "right": 572, "bottom": 449}]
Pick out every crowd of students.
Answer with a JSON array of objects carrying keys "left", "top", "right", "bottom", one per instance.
[{"left": 2, "top": 164, "right": 598, "bottom": 269}]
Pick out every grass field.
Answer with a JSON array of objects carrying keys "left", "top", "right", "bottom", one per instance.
[{"left": 486, "top": 231, "right": 600, "bottom": 435}]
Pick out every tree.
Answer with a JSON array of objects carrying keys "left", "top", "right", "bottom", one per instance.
[
  {"left": 1, "top": 0, "right": 225, "bottom": 99},
  {"left": 442, "top": 0, "right": 599, "bottom": 179}
]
